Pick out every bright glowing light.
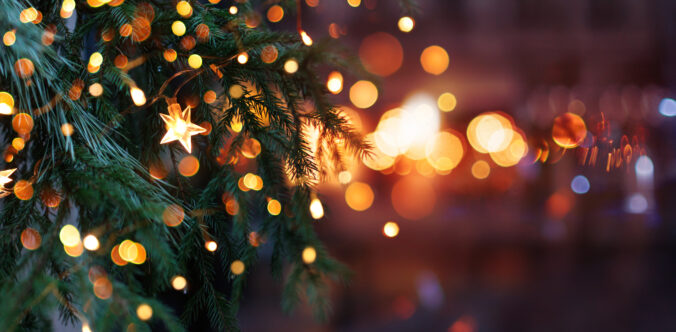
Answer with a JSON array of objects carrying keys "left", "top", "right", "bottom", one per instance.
[
  {"left": 437, "top": 92, "right": 457, "bottom": 112},
  {"left": 398, "top": 16, "right": 415, "bottom": 32},
  {"left": 230, "top": 260, "right": 245, "bottom": 274},
  {"left": 267, "top": 5, "right": 284, "bottom": 23},
  {"left": 188, "top": 54, "right": 202, "bottom": 68},
  {"left": 425, "top": 131, "right": 464, "bottom": 172},
  {"left": 62, "top": 0, "right": 76, "bottom": 12},
  {"left": 467, "top": 112, "right": 514, "bottom": 153},
  {"left": 59, "top": 225, "right": 81, "bottom": 247},
  {"left": 635, "top": 155, "right": 654, "bottom": 177},
  {"left": 83, "top": 234, "right": 100, "bottom": 251},
  {"left": 420, "top": 45, "right": 449, "bottom": 75},
  {"left": 176, "top": 1, "right": 192, "bottom": 17},
  {"left": 171, "top": 21, "right": 186, "bottom": 36},
  {"left": 383, "top": 221, "right": 399, "bottom": 238},
  {"left": 302, "top": 246, "right": 317, "bottom": 264},
  {"left": 309, "top": 198, "right": 324, "bottom": 219},
  {"left": 300, "top": 30, "right": 313, "bottom": 46},
  {"left": 349, "top": 80, "right": 378, "bottom": 109},
  {"left": 89, "top": 52, "right": 103, "bottom": 67},
  {"left": 345, "top": 182, "right": 374, "bottom": 211},
  {"left": 626, "top": 193, "right": 648, "bottom": 214},
  {"left": 284, "top": 59, "right": 299, "bottom": 73},
  {"left": 327, "top": 71, "right": 343, "bottom": 94},
  {"left": 570, "top": 175, "right": 590, "bottom": 194},
  {"left": 82, "top": 323, "right": 92, "bottom": 332},
  {"left": 205, "top": 240, "right": 217, "bottom": 252},
  {"left": 136, "top": 304, "right": 153, "bottom": 321},
  {"left": 89, "top": 83, "right": 103, "bottom": 97},
  {"left": 20, "top": 8, "right": 38, "bottom": 23},
  {"left": 237, "top": 52, "right": 248, "bottom": 64},
  {"left": 489, "top": 129, "right": 527, "bottom": 167},
  {"left": 130, "top": 87, "right": 146, "bottom": 106},
  {"left": 229, "top": 6, "right": 238, "bottom": 15},
  {"left": 338, "top": 170, "right": 352, "bottom": 184},
  {"left": 0, "top": 92, "right": 15, "bottom": 115},
  {"left": 171, "top": 275, "right": 187, "bottom": 290},
  {"left": 3, "top": 30, "right": 16, "bottom": 46},
  {"left": 552, "top": 112, "right": 587, "bottom": 148},
  {"left": 659, "top": 98, "right": 676, "bottom": 117},
  {"left": 347, "top": 0, "right": 361, "bottom": 7},
  {"left": 471, "top": 160, "right": 490, "bottom": 179},
  {"left": 267, "top": 199, "right": 282, "bottom": 215}
]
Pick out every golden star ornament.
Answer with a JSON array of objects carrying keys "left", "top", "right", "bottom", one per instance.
[{"left": 160, "top": 103, "right": 206, "bottom": 153}]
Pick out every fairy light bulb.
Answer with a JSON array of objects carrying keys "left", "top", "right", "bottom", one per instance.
[
  {"left": 83, "top": 234, "right": 100, "bottom": 251},
  {"left": 172, "top": 21, "right": 186, "bottom": 36},
  {"left": 188, "top": 54, "right": 202, "bottom": 68},
  {"left": 398, "top": 16, "right": 415, "bottom": 32},
  {"left": 130, "top": 87, "right": 146, "bottom": 106},
  {"left": 237, "top": 52, "right": 248, "bottom": 64},
  {"left": 284, "top": 59, "right": 298, "bottom": 74},
  {"left": 300, "top": 30, "right": 313, "bottom": 46},
  {"left": 309, "top": 198, "right": 324, "bottom": 219},
  {"left": 89, "top": 52, "right": 103, "bottom": 67}
]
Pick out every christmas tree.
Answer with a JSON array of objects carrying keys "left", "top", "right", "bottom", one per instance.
[{"left": 0, "top": 0, "right": 409, "bottom": 330}]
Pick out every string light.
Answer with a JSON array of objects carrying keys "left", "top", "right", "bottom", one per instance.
[
  {"left": 171, "top": 21, "right": 186, "bottom": 36},
  {"left": 205, "top": 240, "right": 218, "bottom": 252},
  {"left": 398, "top": 16, "right": 415, "bottom": 32},
  {"left": 309, "top": 198, "right": 324, "bottom": 219},
  {"left": 171, "top": 275, "right": 187, "bottom": 290},
  {"left": 300, "top": 30, "right": 313, "bottom": 46},
  {"left": 159, "top": 103, "right": 206, "bottom": 153},
  {"left": 284, "top": 59, "right": 299, "bottom": 74},
  {"left": 0, "top": 92, "right": 15, "bottom": 115},
  {"left": 383, "top": 221, "right": 399, "bottom": 238},
  {"left": 83, "top": 234, "right": 100, "bottom": 251},
  {"left": 237, "top": 52, "right": 248, "bottom": 64},
  {"left": 3, "top": 30, "right": 16, "bottom": 46},
  {"left": 59, "top": 225, "right": 81, "bottom": 247},
  {"left": 130, "top": 87, "right": 146, "bottom": 106},
  {"left": 136, "top": 304, "right": 153, "bottom": 321},
  {"left": 188, "top": 54, "right": 202, "bottom": 68},
  {"left": 267, "top": 199, "right": 282, "bottom": 215},
  {"left": 230, "top": 260, "right": 245, "bottom": 275},
  {"left": 302, "top": 246, "right": 317, "bottom": 264},
  {"left": 176, "top": 1, "right": 192, "bottom": 18},
  {"left": 326, "top": 71, "right": 343, "bottom": 94},
  {"left": 229, "top": 6, "right": 238, "bottom": 15}
]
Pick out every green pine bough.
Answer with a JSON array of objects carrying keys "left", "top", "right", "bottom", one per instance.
[{"left": 0, "top": 0, "right": 419, "bottom": 330}]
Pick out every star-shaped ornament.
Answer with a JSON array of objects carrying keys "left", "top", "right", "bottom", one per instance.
[
  {"left": 160, "top": 104, "right": 206, "bottom": 153},
  {"left": 0, "top": 168, "right": 16, "bottom": 198}
]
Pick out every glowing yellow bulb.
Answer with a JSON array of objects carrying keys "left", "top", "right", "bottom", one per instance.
[
  {"left": 3, "top": 30, "right": 16, "bottom": 46},
  {"left": 59, "top": 225, "right": 80, "bottom": 247},
  {"left": 437, "top": 92, "right": 457, "bottom": 112},
  {"left": 83, "top": 234, "right": 100, "bottom": 251},
  {"left": 176, "top": 1, "right": 192, "bottom": 17},
  {"left": 383, "top": 221, "right": 399, "bottom": 238},
  {"left": 237, "top": 52, "right": 248, "bottom": 64},
  {"left": 398, "top": 16, "right": 415, "bottom": 32},
  {"left": 0, "top": 92, "right": 15, "bottom": 115},
  {"left": 205, "top": 240, "right": 217, "bottom": 252},
  {"left": 89, "top": 52, "right": 103, "bottom": 67},
  {"left": 345, "top": 181, "right": 374, "bottom": 211},
  {"left": 230, "top": 260, "right": 245, "bottom": 275},
  {"left": 130, "top": 87, "right": 146, "bottom": 106},
  {"left": 229, "top": 6, "right": 238, "bottom": 15},
  {"left": 302, "top": 246, "right": 317, "bottom": 264},
  {"left": 300, "top": 30, "right": 313, "bottom": 46},
  {"left": 338, "top": 170, "right": 352, "bottom": 184},
  {"left": 171, "top": 275, "right": 187, "bottom": 290},
  {"left": 188, "top": 54, "right": 202, "bottom": 68},
  {"left": 82, "top": 323, "right": 92, "bottom": 332},
  {"left": 267, "top": 199, "right": 282, "bottom": 216},
  {"left": 12, "top": 137, "right": 24, "bottom": 151},
  {"left": 284, "top": 59, "right": 299, "bottom": 74},
  {"left": 62, "top": 0, "right": 76, "bottom": 12},
  {"left": 171, "top": 21, "right": 186, "bottom": 36},
  {"left": 61, "top": 123, "right": 74, "bottom": 136},
  {"left": 136, "top": 304, "right": 153, "bottom": 321},
  {"left": 326, "top": 71, "right": 343, "bottom": 94},
  {"left": 309, "top": 198, "right": 324, "bottom": 220},
  {"left": 349, "top": 80, "right": 378, "bottom": 109},
  {"left": 347, "top": 0, "right": 361, "bottom": 7},
  {"left": 420, "top": 45, "right": 449, "bottom": 75},
  {"left": 20, "top": 8, "right": 38, "bottom": 23},
  {"left": 89, "top": 83, "right": 103, "bottom": 97}
]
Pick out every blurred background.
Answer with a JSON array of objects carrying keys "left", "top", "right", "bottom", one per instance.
[{"left": 237, "top": 0, "right": 676, "bottom": 331}]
